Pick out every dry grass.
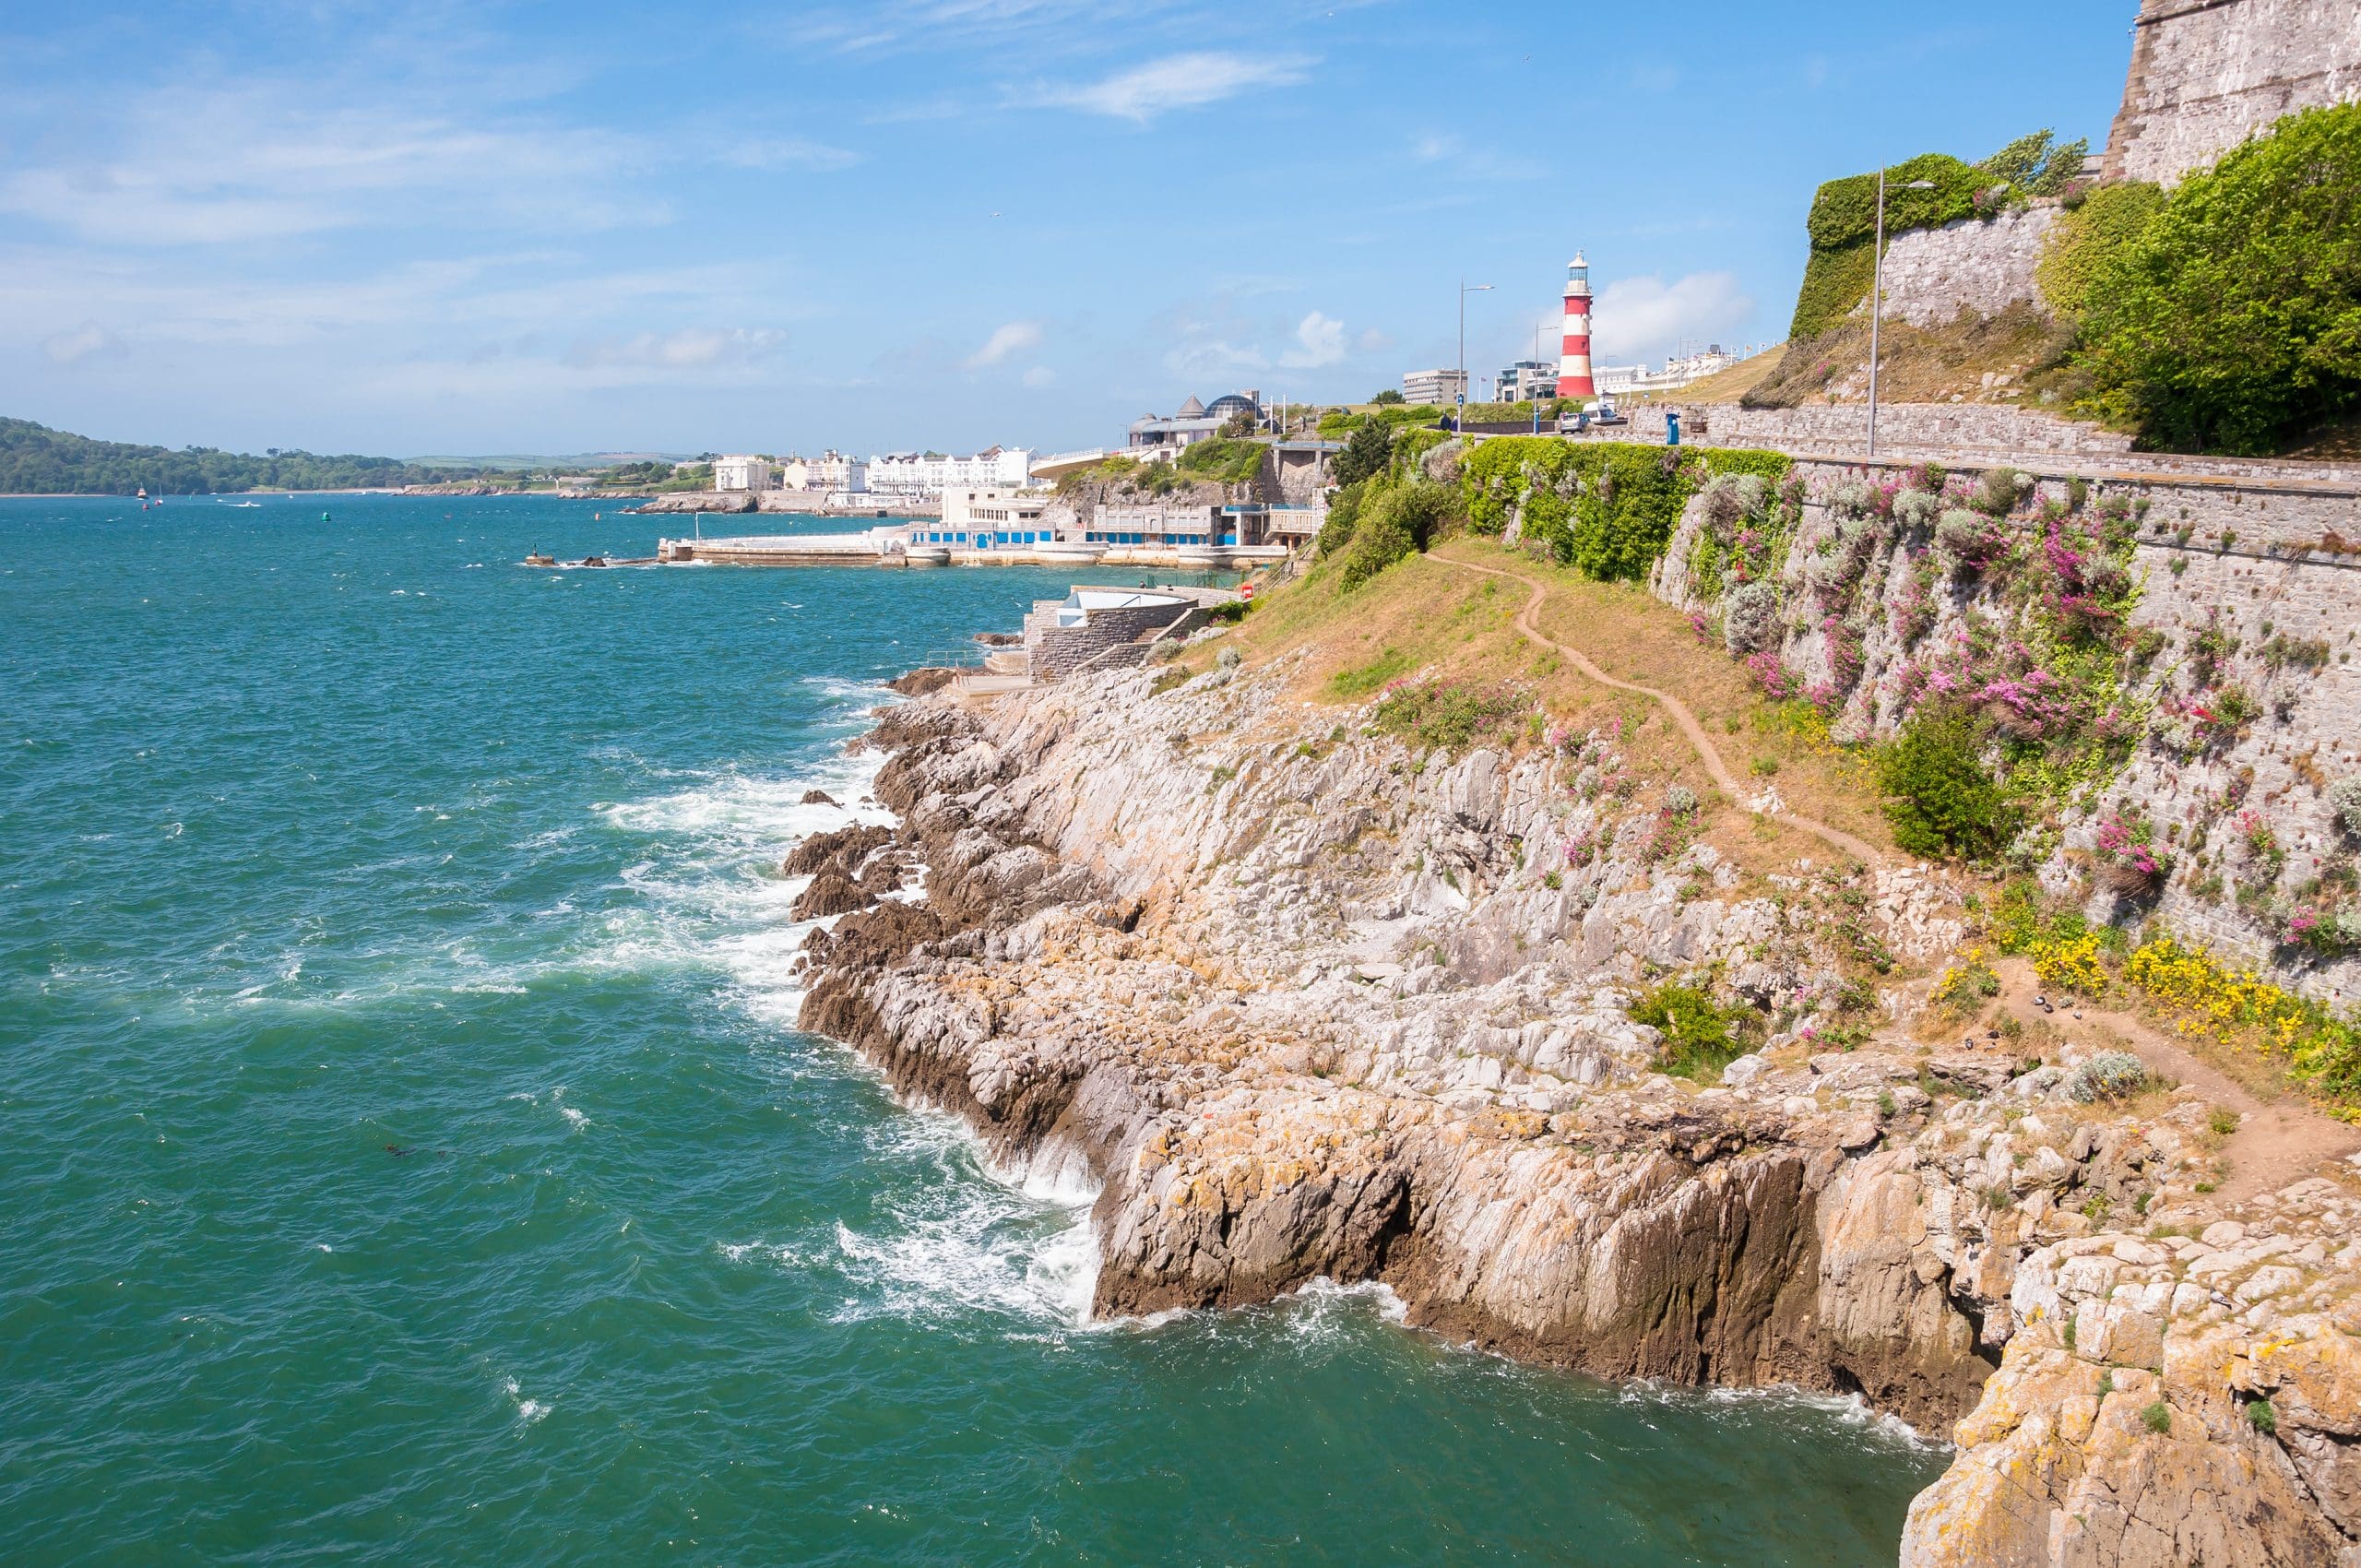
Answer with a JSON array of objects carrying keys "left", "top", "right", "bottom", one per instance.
[
  {"left": 1646, "top": 346, "right": 1786, "bottom": 405},
  {"left": 1185, "top": 538, "right": 1904, "bottom": 885},
  {"left": 1743, "top": 303, "right": 2088, "bottom": 414}
]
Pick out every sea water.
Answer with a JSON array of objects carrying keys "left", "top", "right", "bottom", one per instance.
[{"left": 0, "top": 495, "right": 1946, "bottom": 1565}]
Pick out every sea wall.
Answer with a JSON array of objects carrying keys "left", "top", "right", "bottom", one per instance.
[
  {"left": 1650, "top": 454, "right": 2361, "bottom": 1004},
  {"left": 2105, "top": 0, "right": 2361, "bottom": 185}
]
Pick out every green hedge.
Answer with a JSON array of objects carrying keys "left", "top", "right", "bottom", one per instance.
[{"left": 1460, "top": 439, "right": 1790, "bottom": 581}]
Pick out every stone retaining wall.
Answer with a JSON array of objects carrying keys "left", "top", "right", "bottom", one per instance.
[
  {"left": 1029, "top": 603, "right": 1199, "bottom": 683},
  {"left": 1872, "top": 207, "right": 2059, "bottom": 327},
  {"left": 1647, "top": 451, "right": 2361, "bottom": 1001}
]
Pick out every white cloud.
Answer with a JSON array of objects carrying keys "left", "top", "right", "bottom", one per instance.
[
  {"left": 43, "top": 322, "right": 122, "bottom": 364},
  {"left": 1278, "top": 311, "right": 1346, "bottom": 369},
  {"left": 721, "top": 137, "right": 860, "bottom": 172},
  {"left": 1406, "top": 132, "right": 1542, "bottom": 182},
  {"left": 965, "top": 320, "right": 1043, "bottom": 367},
  {"left": 1590, "top": 271, "right": 1756, "bottom": 364},
  {"left": 563, "top": 327, "right": 786, "bottom": 371},
  {"left": 0, "top": 83, "right": 659, "bottom": 246},
  {"left": 1021, "top": 365, "right": 1054, "bottom": 388},
  {"left": 1042, "top": 52, "right": 1311, "bottom": 123}
]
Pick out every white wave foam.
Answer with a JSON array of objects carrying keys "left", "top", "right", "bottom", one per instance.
[
  {"left": 809, "top": 1106, "right": 1101, "bottom": 1329},
  {"left": 1623, "top": 1380, "right": 1950, "bottom": 1453},
  {"left": 502, "top": 1378, "right": 552, "bottom": 1424},
  {"left": 596, "top": 748, "right": 892, "bottom": 1023},
  {"left": 800, "top": 675, "right": 900, "bottom": 709}
]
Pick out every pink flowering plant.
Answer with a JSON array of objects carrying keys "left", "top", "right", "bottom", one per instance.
[{"left": 2091, "top": 810, "right": 2168, "bottom": 897}]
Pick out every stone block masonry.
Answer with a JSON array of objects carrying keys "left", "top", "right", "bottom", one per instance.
[
  {"left": 1648, "top": 452, "right": 2361, "bottom": 1004},
  {"left": 2105, "top": 0, "right": 2361, "bottom": 185},
  {"left": 1871, "top": 207, "right": 2059, "bottom": 327}
]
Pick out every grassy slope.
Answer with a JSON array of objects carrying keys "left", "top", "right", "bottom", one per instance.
[
  {"left": 1176, "top": 536, "right": 1899, "bottom": 892},
  {"left": 1646, "top": 347, "right": 1787, "bottom": 405}
]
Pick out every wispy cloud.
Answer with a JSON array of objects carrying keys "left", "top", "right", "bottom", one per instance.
[
  {"left": 43, "top": 322, "right": 123, "bottom": 364},
  {"left": 0, "top": 87, "right": 652, "bottom": 244},
  {"left": 564, "top": 327, "right": 787, "bottom": 371},
  {"left": 965, "top": 319, "right": 1044, "bottom": 367},
  {"left": 1591, "top": 271, "right": 1755, "bottom": 363},
  {"left": 1041, "top": 52, "right": 1311, "bottom": 123},
  {"left": 1407, "top": 133, "right": 1544, "bottom": 183},
  {"left": 720, "top": 137, "right": 861, "bottom": 172}
]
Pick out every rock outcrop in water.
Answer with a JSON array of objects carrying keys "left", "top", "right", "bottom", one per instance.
[{"left": 791, "top": 657, "right": 2361, "bottom": 1564}]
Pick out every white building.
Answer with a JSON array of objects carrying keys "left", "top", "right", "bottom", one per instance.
[
  {"left": 865, "top": 445, "right": 1033, "bottom": 497},
  {"left": 1401, "top": 369, "right": 1468, "bottom": 407},
  {"left": 911, "top": 486, "right": 1052, "bottom": 547},
  {"left": 1593, "top": 346, "right": 1741, "bottom": 398},
  {"left": 714, "top": 455, "right": 776, "bottom": 492},
  {"left": 782, "top": 450, "right": 866, "bottom": 493}
]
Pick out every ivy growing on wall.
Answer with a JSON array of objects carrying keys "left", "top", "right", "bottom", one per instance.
[{"left": 1785, "top": 131, "right": 2088, "bottom": 342}]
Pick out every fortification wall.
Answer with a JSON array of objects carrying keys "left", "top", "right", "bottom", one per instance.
[
  {"left": 1596, "top": 402, "right": 2137, "bottom": 463},
  {"left": 1649, "top": 454, "right": 2361, "bottom": 1003},
  {"left": 1567, "top": 405, "right": 2361, "bottom": 484},
  {"left": 2105, "top": 0, "right": 2361, "bottom": 185},
  {"left": 1870, "top": 207, "right": 2060, "bottom": 327}
]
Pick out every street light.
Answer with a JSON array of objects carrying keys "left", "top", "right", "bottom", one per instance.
[
  {"left": 1459, "top": 279, "right": 1493, "bottom": 429},
  {"left": 1867, "top": 172, "right": 1937, "bottom": 457}
]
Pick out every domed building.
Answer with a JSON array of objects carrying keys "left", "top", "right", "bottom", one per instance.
[{"left": 1126, "top": 389, "right": 1262, "bottom": 451}]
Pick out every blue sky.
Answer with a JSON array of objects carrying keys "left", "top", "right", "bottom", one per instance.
[{"left": 1, "top": 1, "right": 2137, "bottom": 458}]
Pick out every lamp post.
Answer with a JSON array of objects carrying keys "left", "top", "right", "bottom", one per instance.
[
  {"left": 1867, "top": 172, "right": 1937, "bottom": 457},
  {"left": 1459, "top": 279, "right": 1493, "bottom": 429}
]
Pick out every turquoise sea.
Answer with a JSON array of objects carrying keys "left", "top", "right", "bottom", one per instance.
[{"left": 0, "top": 495, "right": 1945, "bottom": 1565}]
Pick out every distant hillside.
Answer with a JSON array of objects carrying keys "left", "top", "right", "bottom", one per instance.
[{"left": 0, "top": 418, "right": 486, "bottom": 495}]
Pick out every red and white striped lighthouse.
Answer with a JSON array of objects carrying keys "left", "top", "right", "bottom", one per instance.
[{"left": 1556, "top": 252, "right": 1595, "bottom": 400}]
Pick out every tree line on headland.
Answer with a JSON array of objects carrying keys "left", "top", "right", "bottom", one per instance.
[{"left": 0, "top": 417, "right": 484, "bottom": 494}]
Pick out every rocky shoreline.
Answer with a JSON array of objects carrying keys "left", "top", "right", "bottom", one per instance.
[{"left": 785, "top": 655, "right": 2361, "bottom": 1566}]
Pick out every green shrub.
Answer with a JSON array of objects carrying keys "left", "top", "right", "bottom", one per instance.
[
  {"left": 2076, "top": 101, "right": 2361, "bottom": 453},
  {"left": 2247, "top": 1397, "right": 2278, "bottom": 1435},
  {"left": 1317, "top": 480, "right": 1369, "bottom": 556},
  {"left": 1175, "top": 436, "right": 1268, "bottom": 486},
  {"left": 1337, "top": 479, "right": 1460, "bottom": 591},
  {"left": 2036, "top": 180, "right": 2165, "bottom": 322},
  {"left": 1370, "top": 679, "right": 1526, "bottom": 754},
  {"left": 1371, "top": 388, "right": 1406, "bottom": 405},
  {"left": 2140, "top": 1401, "right": 2172, "bottom": 1435},
  {"left": 1877, "top": 708, "right": 2019, "bottom": 861},
  {"left": 1630, "top": 981, "right": 1755, "bottom": 1083}
]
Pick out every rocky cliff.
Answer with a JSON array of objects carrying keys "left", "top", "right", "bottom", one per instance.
[{"left": 781, "top": 637, "right": 2361, "bottom": 1563}]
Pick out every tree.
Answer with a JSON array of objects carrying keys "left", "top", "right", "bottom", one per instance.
[
  {"left": 1370, "top": 388, "right": 1406, "bottom": 405},
  {"left": 2077, "top": 101, "right": 2361, "bottom": 453},
  {"left": 1333, "top": 421, "right": 1394, "bottom": 488}
]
